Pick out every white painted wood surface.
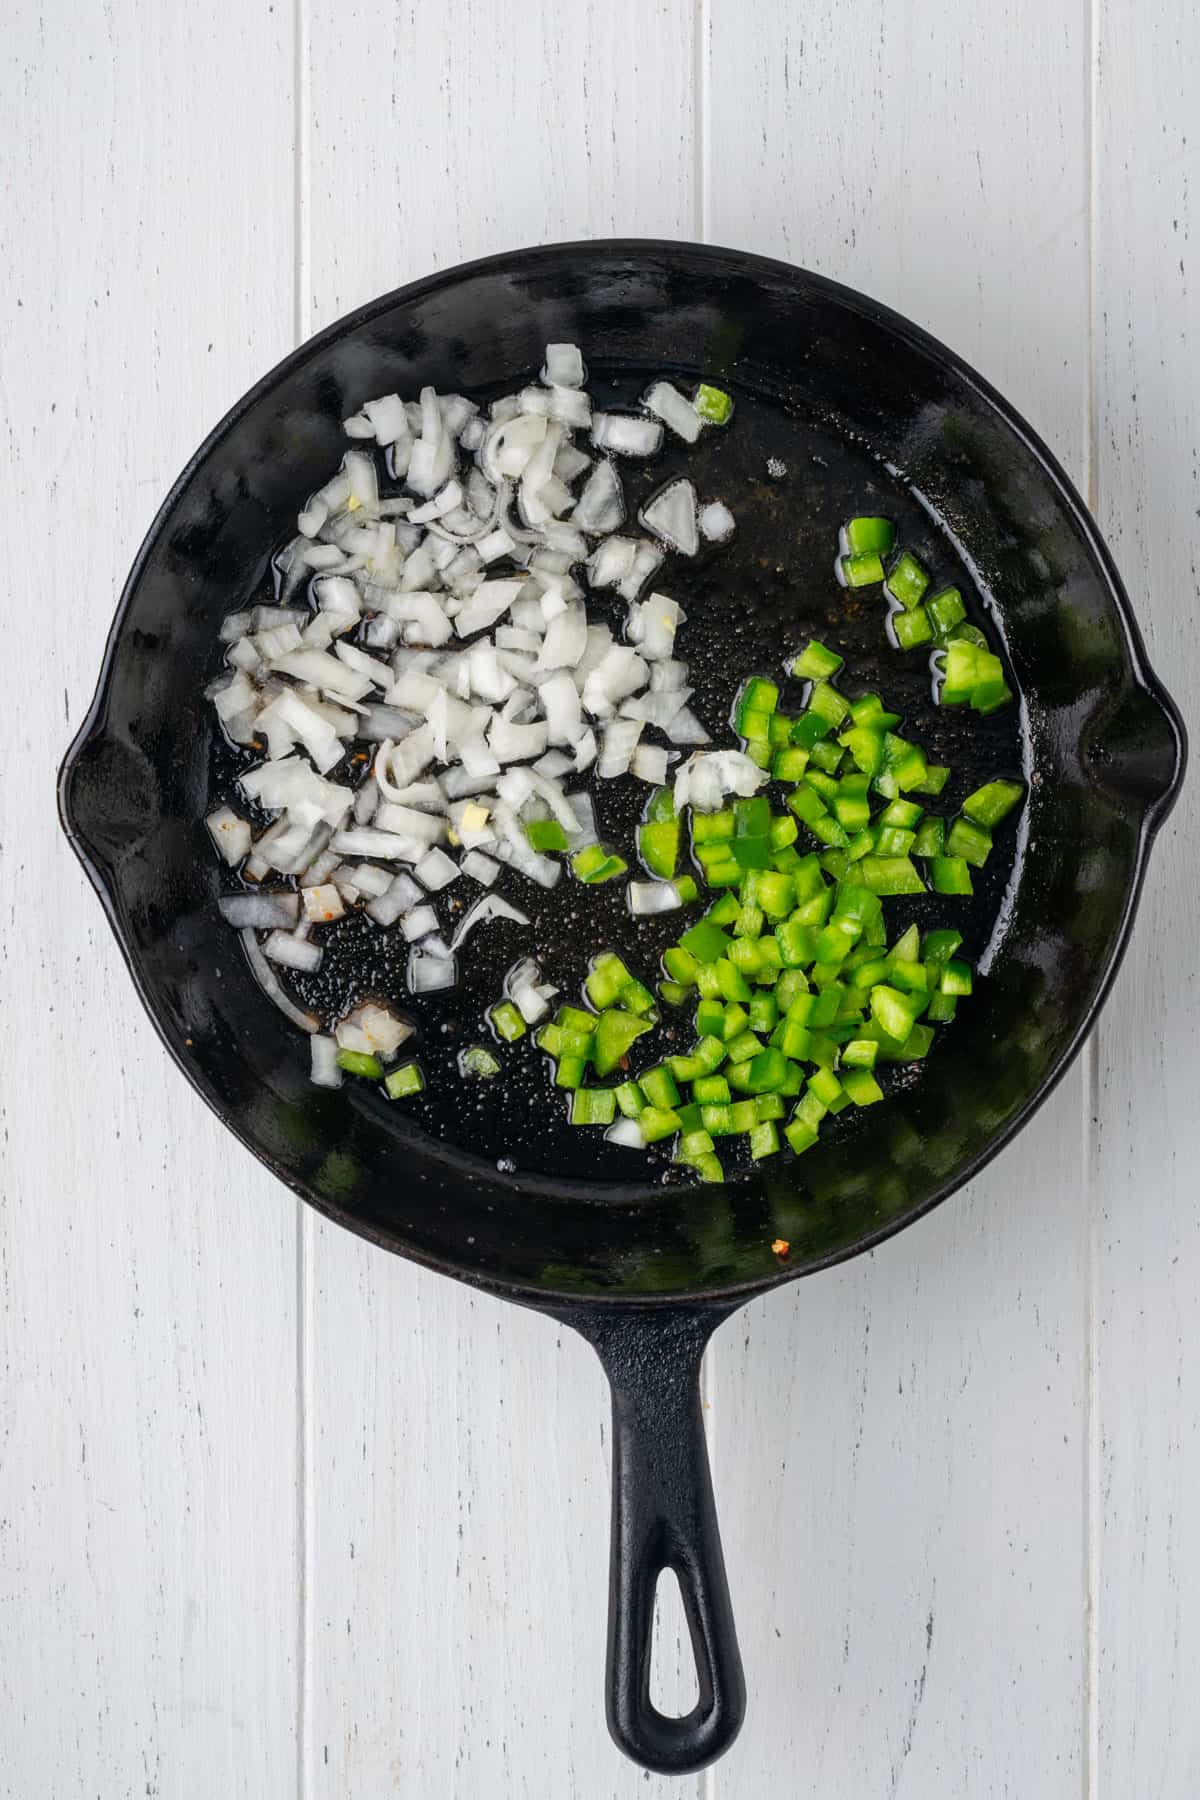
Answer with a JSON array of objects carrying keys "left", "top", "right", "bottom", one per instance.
[{"left": 0, "top": 1, "right": 1194, "bottom": 1795}]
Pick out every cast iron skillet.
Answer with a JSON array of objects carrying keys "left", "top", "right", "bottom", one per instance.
[{"left": 58, "top": 241, "right": 1185, "bottom": 1775}]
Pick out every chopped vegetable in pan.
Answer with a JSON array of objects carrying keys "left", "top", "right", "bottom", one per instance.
[{"left": 204, "top": 341, "right": 1023, "bottom": 1180}]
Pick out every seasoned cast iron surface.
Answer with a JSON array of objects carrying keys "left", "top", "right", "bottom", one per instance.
[{"left": 211, "top": 368, "right": 1024, "bottom": 1184}]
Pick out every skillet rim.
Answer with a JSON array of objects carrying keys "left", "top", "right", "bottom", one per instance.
[{"left": 57, "top": 236, "right": 1187, "bottom": 1311}]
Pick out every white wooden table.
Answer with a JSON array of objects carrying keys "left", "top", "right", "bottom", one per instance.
[{"left": 2, "top": 1, "right": 1196, "bottom": 1792}]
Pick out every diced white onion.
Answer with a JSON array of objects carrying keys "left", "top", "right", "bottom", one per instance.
[
  {"left": 414, "top": 846, "right": 459, "bottom": 890},
  {"left": 542, "top": 343, "right": 585, "bottom": 387},
  {"left": 699, "top": 500, "right": 735, "bottom": 542},
  {"left": 450, "top": 894, "right": 530, "bottom": 950},
  {"left": 462, "top": 850, "right": 500, "bottom": 885},
  {"left": 591, "top": 414, "right": 663, "bottom": 457},
  {"left": 309, "top": 1035, "right": 343, "bottom": 1088},
  {"left": 240, "top": 929, "right": 316, "bottom": 1032},
  {"left": 206, "top": 807, "right": 252, "bottom": 866},
  {"left": 336, "top": 1002, "right": 413, "bottom": 1059},
  {"left": 264, "top": 930, "right": 324, "bottom": 973},
  {"left": 667, "top": 706, "right": 711, "bottom": 746},
  {"left": 301, "top": 882, "right": 345, "bottom": 922},
  {"left": 401, "top": 905, "right": 439, "bottom": 942},
  {"left": 640, "top": 479, "right": 699, "bottom": 556},
  {"left": 330, "top": 827, "right": 421, "bottom": 859},
  {"left": 674, "top": 749, "right": 767, "bottom": 812},
  {"left": 616, "top": 540, "right": 664, "bottom": 601},
  {"left": 631, "top": 743, "right": 670, "bottom": 784},
  {"left": 606, "top": 1117, "right": 647, "bottom": 1150},
  {"left": 408, "top": 948, "right": 458, "bottom": 993},
  {"left": 571, "top": 458, "right": 625, "bottom": 533},
  {"left": 347, "top": 864, "right": 393, "bottom": 899},
  {"left": 628, "top": 880, "right": 682, "bottom": 916},
  {"left": 597, "top": 717, "right": 643, "bottom": 778},
  {"left": 643, "top": 381, "right": 702, "bottom": 444},
  {"left": 218, "top": 892, "right": 300, "bottom": 930}
]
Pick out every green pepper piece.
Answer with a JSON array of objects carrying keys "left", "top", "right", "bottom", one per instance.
[
  {"left": 592, "top": 1008, "right": 654, "bottom": 1077},
  {"left": 694, "top": 383, "right": 733, "bottom": 424},
  {"left": 570, "top": 1088, "right": 616, "bottom": 1126},
  {"left": 791, "top": 639, "right": 845, "bottom": 680},
  {"left": 383, "top": 1059, "right": 424, "bottom": 1098},
  {"left": 525, "top": 819, "right": 568, "bottom": 853},
  {"left": 639, "top": 819, "right": 680, "bottom": 879},
  {"left": 844, "top": 516, "right": 895, "bottom": 557},
  {"left": 885, "top": 550, "right": 930, "bottom": 609}
]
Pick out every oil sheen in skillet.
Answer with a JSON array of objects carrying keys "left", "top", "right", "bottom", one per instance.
[{"left": 209, "top": 366, "right": 1024, "bottom": 1185}]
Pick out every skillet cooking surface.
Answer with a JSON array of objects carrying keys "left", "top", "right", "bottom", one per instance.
[
  {"left": 60, "top": 241, "right": 1183, "bottom": 1300},
  {"left": 212, "top": 369, "right": 1025, "bottom": 1180}
]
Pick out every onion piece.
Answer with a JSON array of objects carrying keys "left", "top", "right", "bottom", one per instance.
[
  {"left": 263, "top": 930, "right": 323, "bottom": 974},
  {"left": 361, "top": 393, "right": 409, "bottom": 447},
  {"left": 616, "top": 540, "right": 664, "bottom": 601},
  {"left": 347, "top": 864, "right": 393, "bottom": 899},
  {"left": 631, "top": 743, "right": 670, "bottom": 784},
  {"left": 619, "top": 688, "right": 693, "bottom": 730},
  {"left": 539, "top": 671, "right": 583, "bottom": 745},
  {"left": 666, "top": 706, "right": 711, "bottom": 746},
  {"left": 587, "top": 536, "right": 638, "bottom": 589},
  {"left": 630, "top": 592, "right": 686, "bottom": 661},
  {"left": 301, "top": 882, "right": 345, "bottom": 922},
  {"left": 453, "top": 577, "right": 528, "bottom": 638},
  {"left": 628, "top": 880, "right": 683, "bottom": 915},
  {"left": 527, "top": 769, "right": 584, "bottom": 832},
  {"left": 591, "top": 414, "right": 663, "bottom": 457},
  {"left": 541, "top": 343, "right": 585, "bottom": 387},
  {"left": 414, "top": 846, "right": 459, "bottom": 890},
  {"left": 597, "top": 717, "right": 643, "bottom": 778},
  {"left": 462, "top": 849, "right": 500, "bottom": 885},
  {"left": 639, "top": 479, "right": 699, "bottom": 556},
  {"left": 477, "top": 526, "right": 517, "bottom": 564},
  {"left": 643, "top": 381, "right": 702, "bottom": 444},
  {"left": 553, "top": 443, "right": 591, "bottom": 484},
  {"left": 207, "top": 807, "right": 252, "bottom": 866},
  {"left": 218, "top": 892, "right": 300, "bottom": 930},
  {"left": 343, "top": 450, "right": 379, "bottom": 513},
  {"left": 375, "top": 727, "right": 435, "bottom": 794},
  {"left": 407, "top": 386, "right": 454, "bottom": 497},
  {"left": 450, "top": 894, "right": 530, "bottom": 950},
  {"left": 699, "top": 500, "right": 736, "bottom": 542},
  {"left": 401, "top": 905, "right": 439, "bottom": 941},
  {"left": 571, "top": 459, "right": 625, "bottom": 533},
  {"left": 240, "top": 929, "right": 317, "bottom": 1032},
  {"left": 674, "top": 749, "right": 767, "bottom": 812},
  {"left": 373, "top": 802, "right": 446, "bottom": 845},
  {"left": 606, "top": 1117, "right": 647, "bottom": 1150},
  {"left": 330, "top": 827, "right": 422, "bottom": 859},
  {"left": 408, "top": 947, "right": 458, "bottom": 993},
  {"left": 408, "top": 480, "right": 464, "bottom": 525},
  {"left": 488, "top": 717, "right": 549, "bottom": 764},
  {"left": 336, "top": 1002, "right": 414, "bottom": 1059},
  {"left": 309, "top": 1035, "right": 343, "bottom": 1088},
  {"left": 274, "top": 647, "right": 372, "bottom": 702}
]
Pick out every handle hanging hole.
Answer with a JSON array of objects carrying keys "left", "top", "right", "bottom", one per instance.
[{"left": 649, "top": 1567, "right": 701, "bottom": 1717}]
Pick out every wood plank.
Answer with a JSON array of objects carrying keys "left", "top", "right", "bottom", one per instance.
[
  {"left": 300, "top": 1, "right": 700, "bottom": 1792},
  {"left": 303, "top": 0, "right": 698, "bottom": 330},
  {"left": 703, "top": 1, "right": 1092, "bottom": 1791},
  {"left": 0, "top": 3, "right": 301, "bottom": 1794},
  {"left": 1092, "top": 0, "right": 1200, "bottom": 1789}
]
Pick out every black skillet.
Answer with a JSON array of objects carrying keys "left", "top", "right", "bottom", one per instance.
[{"left": 58, "top": 241, "right": 1185, "bottom": 1775}]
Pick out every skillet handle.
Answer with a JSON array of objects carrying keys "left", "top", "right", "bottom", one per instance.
[{"left": 571, "top": 1304, "right": 745, "bottom": 1774}]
